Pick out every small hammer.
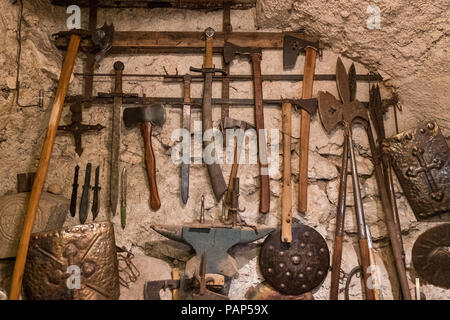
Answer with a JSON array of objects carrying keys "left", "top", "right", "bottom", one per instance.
[
  {"left": 123, "top": 104, "right": 166, "bottom": 210},
  {"left": 221, "top": 117, "right": 255, "bottom": 205}
]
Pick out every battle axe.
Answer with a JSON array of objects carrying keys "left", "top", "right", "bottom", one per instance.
[
  {"left": 123, "top": 105, "right": 166, "bottom": 210},
  {"left": 223, "top": 42, "right": 270, "bottom": 214},
  {"left": 283, "top": 36, "right": 320, "bottom": 214}
]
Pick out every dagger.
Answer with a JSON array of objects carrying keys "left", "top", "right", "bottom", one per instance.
[
  {"left": 79, "top": 163, "right": 92, "bottom": 224},
  {"left": 70, "top": 165, "right": 80, "bottom": 217},
  {"left": 91, "top": 166, "right": 101, "bottom": 220},
  {"left": 121, "top": 167, "right": 127, "bottom": 229},
  {"left": 181, "top": 75, "right": 191, "bottom": 204}
]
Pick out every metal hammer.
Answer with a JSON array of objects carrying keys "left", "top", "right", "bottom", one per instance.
[
  {"left": 221, "top": 117, "right": 255, "bottom": 206},
  {"left": 123, "top": 104, "right": 166, "bottom": 210},
  {"left": 224, "top": 42, "right": 270, "bottom": 214}
]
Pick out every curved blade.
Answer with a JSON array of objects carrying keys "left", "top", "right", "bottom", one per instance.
[
  {"left": 336, "top": 57, "right": 350, "bottom": 104},
  {"left": 317, "top": 91, "right": 343, "bottom": 133}
]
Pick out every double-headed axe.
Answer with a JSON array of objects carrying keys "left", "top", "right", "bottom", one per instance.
[
  {"left": 283, "top": 35, "right": 320, "bottom": 214},
  {"left": 221, "top": 117, "right": 255, "bottom": 206},
  {"left": 223, "top": 42, "right": 270, "bottom": 214},
  {"left": 317, "top": 57, "right": 375, "bottom": 300},
  {"left": 123, "top": 105, "right": 166, "bottom": 210}
]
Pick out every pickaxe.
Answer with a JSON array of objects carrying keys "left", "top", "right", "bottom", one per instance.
[
  {"left": 221, "top": 117, "right": 255, "bottom": 206},
  {"left": 223, "top": 42, "right": 270, "bottom": 214},
  {"left": 123, "top": 104, "right": 166, "bottom": 210},
  {"left": 283, "top": 35, "right": 320, "bottom": 214}
]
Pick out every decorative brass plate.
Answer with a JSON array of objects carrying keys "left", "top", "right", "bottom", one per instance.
[{"left": 259, "top": 224, "right": 329, "bottom": 295}]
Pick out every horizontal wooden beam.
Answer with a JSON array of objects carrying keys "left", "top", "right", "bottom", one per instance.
[
  {"left": 54, "top": 31, "right": 323, "bottom": 54},
  {"left": 50, "top": 0, "right": 256, "bottom": 9}
]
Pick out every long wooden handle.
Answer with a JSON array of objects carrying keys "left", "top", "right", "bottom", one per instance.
[
  {"left": 9, "top": 34, "right": 81, "bottom": 300},
  {"left": 251, "top": 53, "right": 270, "bottom": 214},
  {"left": 359, "top": 238, "right": 376, "bottom": 300},
  {"left": 140, "top": 122, "right": 161, "bottom": 210},
  {"left": 172, "top": 268, "right": 180, "bottom": 300},
  {"left": 281, "top": 102, "right": 292, "bottom": 243},
  {"left": 298, "top": 47, "right": 317, "bottom": 213},
  {"left": 330, "top": 137, "right": 349, "bottom": 300}
]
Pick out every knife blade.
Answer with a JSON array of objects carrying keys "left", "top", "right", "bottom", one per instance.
[
  {"left": 79, "top": 163, "right": 92, "bottom": 224},
  {"left": 91, "top": 166, "right": 101, "bottom": 220},
  {"left": 70, "top": 165, "right": 79, "bottom": 217}
]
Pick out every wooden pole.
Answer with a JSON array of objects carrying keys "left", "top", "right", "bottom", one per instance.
[{"left": 9, "top": 34, "right": 81, "bottom": 300}]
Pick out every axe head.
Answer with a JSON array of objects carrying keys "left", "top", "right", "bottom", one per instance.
[
  {"left": 223, "top": 42, "right": 261, "bottom": 64},
  {"left": 317, "top": 91, "right": 343, "bottom": 133},
  {"left": 283, "top": 35, "right": 320, "bottom": 69},
  {"left": 222, "top": 117, "right": 255, "bottom": 131},
  {"left": 144, "top": 280, "right": 180, "bottom": 300},
  {"left": 123, "top": 104, "right": 166, "bottom": 128}
]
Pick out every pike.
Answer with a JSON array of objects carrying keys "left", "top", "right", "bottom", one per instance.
[
  {"left": 110, "top": 61, "right": 124, "bottom": 216},
  {"left": 190, "top": 28, "right": 227, "bottom": 201},
  {"left": 181, "top": 75, "right": 192, "bottom": 204}
]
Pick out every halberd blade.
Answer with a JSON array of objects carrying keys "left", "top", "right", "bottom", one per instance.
[{"left": 336, "top": 57, "right": 350, "bottom": 104}]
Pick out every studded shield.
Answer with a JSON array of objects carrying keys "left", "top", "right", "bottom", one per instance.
[
  {"left": 259, "top": 224, "right": 330, "bottom": 295},
  {"left": 412, "top": 223, "right": 450, "bottom": 289}
]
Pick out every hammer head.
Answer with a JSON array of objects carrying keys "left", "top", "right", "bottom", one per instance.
[
  {"left": 283, "top": 35, "right": 320, "bottom": 69},
  {"left": 222, "top": 117, "right": 255, "bottom": 131},
  {"left": 123, "top": 104, "right": 166, "bottom": 128},
  {"left": 223, "top": 42, "right": 262, "bottom": 64}
]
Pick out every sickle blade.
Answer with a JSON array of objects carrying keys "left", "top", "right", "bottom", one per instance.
[{"left": 336, "top": 57, "right": 350, "bottom": 104}]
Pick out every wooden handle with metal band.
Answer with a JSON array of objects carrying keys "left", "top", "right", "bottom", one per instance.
[
  {"left": 9, "top": 34, "right": 81, "bottom": 300},
  {"left": 204, "top": 32, "right": 214, "bottom": 69},
  {"left": 359, "top": 238, "right": 376, "bottom": 300},
  {"left": 172, "top": 268, "right": 180, "bottom": 300},
  {"left": 140, "top": 122, "right": 161, "bottom": 210},
  {"left": 281, "top": 102, "right": 292, "bottom": 243},
  {"left": 298, "top": 47, "right": 317, "bottom": 214},
  {"left": 330, "top": 137, "right": 349, "bottom": 300},
  {"left": 251, "top": 53, "right": 270, "bottom": 214}
]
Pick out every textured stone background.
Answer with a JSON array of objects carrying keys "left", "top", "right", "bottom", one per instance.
[{"left": 0, "top": 0, "right": 449, "bottom": 300}]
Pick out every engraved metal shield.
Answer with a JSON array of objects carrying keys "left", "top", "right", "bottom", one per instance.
[
  {"left": 23, "top": 221, "right": 120, "bottom": 300},
  {"left": 412, "top": 223, "right": 450, "bottom": 289},
  {"left": 383, "top": 121, "right": 450, "bottom": 220},
  {"left": 259, "top": 224, "right": 330, "bottom": 295}
]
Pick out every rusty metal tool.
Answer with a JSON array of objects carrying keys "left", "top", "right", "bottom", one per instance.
[
  {"left": 283, "top": 35, "right": 320, "bottom": 214},
  {"left": 79, "top": 163, "right": 92, "bottom": 224},
  {"left": 181, "top": 74, "right": 192, "bottom": 204},
  {"left": 57, "top": 96, "right": 104, "bottom": 156},
  {"left": 192, "top": 253, "right": 229, "bottom": 300},
  {"left": 190, "top": 28, "right": 228, "bottom": 202},
  {"left": 123, "top": 105, "right": 166, "bottom": 210},
  {"left": 223, "top": 41, "right": 270, "bottom": 214},
  {"left": 144, "top": 279, "right": 181, "bottom": 300},
  {"left": 9, "top": 33, "right": 81, "bottom": 300},
  {"left": 221, "top": 117, "right": 255, "bottom": 206},
  {"left": 121, "top": 167, "right": 127, "bottom": 229},
  {"left": 91, "top": 166, "right": 101, "bottom": 220},
  {"left": 110, "top": 61, "right": 124, "bottom": 216},
  {"left": 70, "top": 165, "right": 80, "bottom": 217},
  {"left": 317, "top": 57, "right": 375, "bottom": 300}
]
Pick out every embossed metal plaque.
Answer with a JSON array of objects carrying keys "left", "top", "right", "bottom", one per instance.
[
  {"left": 259, "top": 224, "right": 330, "bottom": 295},
  {"left": 412, "top": 223, "right": 450, "bottom": 289},
  {"left": 23, "top": 222, "right": 120, "bottom": 300},
  {"left": 383, "top": 121, "right": 450, "bottom": 220}
]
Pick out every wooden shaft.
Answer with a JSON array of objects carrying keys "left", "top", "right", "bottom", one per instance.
[
  {"left": 368, "top": 246, "right": 381, "bottom": 300},
  {"left": 171, "top": 268, "right": 180, "bottom": 300},
  {"left": 183, "top": 76, "right": 191, "bottom": 103},
  {"left": 204, "top": 34, "right": 213, "bottom": 68},
  {"left": 330, "top": 137, "right": 349, "bottom": 300},
  {"left": 225, "top": 141, "right": 239, "bottom": 205},
  {"left": 140, "top": 122, "right": 161, "bottom": 210},
  {"left": 9, "top": 34, "right": 81, "bottom": 300},
  {"left": 298, "top": 47, "right": 317, "bottom": 213},
  {"left": 251, "top": 53, "right": 270, "bottom": 214},
  {"left": 359, "top": 238, "right": 376, "bottom": 300},
  {"left": 281, "top": 102, "right": 292, "bottom": 243}
]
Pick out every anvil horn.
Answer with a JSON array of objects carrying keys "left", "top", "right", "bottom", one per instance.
[
  {"left": 151, "top": 225, "right": 183, "bottom": 242},
  {"left": 240, "top": 227, "right": 275, "bottom": 243}
]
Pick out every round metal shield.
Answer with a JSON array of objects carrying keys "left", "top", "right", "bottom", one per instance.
[
  {"left": 412, "top": 223, "right": 450, "bottom": 289},
  {"left": 259, "top": 224, "right": 330, "bottom": 295}
]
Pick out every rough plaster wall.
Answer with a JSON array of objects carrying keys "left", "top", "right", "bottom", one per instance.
[{"left": 0, "top": 0, "right": 448, "bottom": 300}]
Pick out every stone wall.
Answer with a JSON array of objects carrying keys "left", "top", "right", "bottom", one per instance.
[{"left": 0, "top": 0, "right": 448, "bottom": 300}]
